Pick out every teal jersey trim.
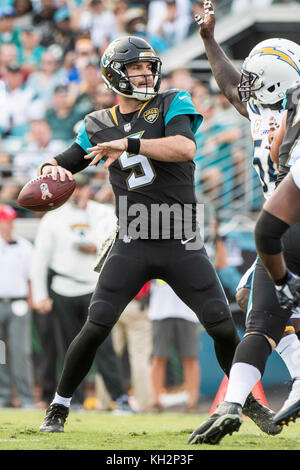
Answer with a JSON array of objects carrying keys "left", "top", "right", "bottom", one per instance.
[
  {"left": 164, "top": 90, "right": 203, "bottom": 134},
  {"left": 75, "top": 119, "right": 92, "bottom": 152},
  {"left": 282, "top": 94, "right": 287, "bottom": 110}
]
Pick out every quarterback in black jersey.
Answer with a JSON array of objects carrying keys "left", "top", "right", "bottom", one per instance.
[{"left": 38, "top": 36, "right": 276, "bottom": 435}]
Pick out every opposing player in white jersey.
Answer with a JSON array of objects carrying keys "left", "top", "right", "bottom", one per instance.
[
  {"left": 189, "top": 1, "right": 300, "bottom": 445},
  {"left": 255, "top": 80, "right": 300, "bottom": 427}
]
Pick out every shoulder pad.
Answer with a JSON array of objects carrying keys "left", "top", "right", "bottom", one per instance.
[{"left": 85, "top": 108, "right": 116, "bottom": 131}]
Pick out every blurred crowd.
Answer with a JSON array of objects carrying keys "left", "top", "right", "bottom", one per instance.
[
  {"left": 0, "top": 0, "right": 294, "bottom": 411},
  {"left": 0, "top": 0, "right": 293, "bottom": 216}
]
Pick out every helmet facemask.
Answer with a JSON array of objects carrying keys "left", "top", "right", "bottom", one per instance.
[{"left": 238, "top": 69, "right": 262, "bottom": 102}]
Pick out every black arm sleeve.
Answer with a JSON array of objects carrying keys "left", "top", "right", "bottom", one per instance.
[
  {"left": 165, "top": 114, "right": 196, "bottom": 144},
  {"left": 54, "top": 142, "right": 90, "bottom": 174}
]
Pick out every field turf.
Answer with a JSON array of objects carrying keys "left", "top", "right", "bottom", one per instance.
[{"left": 0, "top": 409, "right": 300, "bottom": 451}]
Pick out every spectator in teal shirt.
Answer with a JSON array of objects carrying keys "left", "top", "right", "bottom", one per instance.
[
  {"left": 0, "top": 6, "right": 21, "bottom": 49},
  {"left": 17, "top": 26, "right": 45, "bottom": 74},
  {"left": 45, "top": 85, "right": 86, "bottom": 145}
]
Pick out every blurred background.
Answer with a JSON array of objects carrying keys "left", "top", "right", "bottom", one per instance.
[{"left": 0, "top": 0, "right": 299, "bottom": 412}]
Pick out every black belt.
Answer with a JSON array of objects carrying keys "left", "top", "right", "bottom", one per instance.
[{"left": 0, "top": 297, "right": 27, "bottom": 303}]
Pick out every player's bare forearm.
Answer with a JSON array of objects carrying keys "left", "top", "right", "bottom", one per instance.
[
  {"left": 258, "top": 251, "right": 287, "bottom": 282},
  {"left": 270, "top": 112, "right": 287, "bottom": 163},
  {"left": 203, "top": 38, "right": 247, "bottom": 117},
  {"left": 85, "top": 135, "right": 196, "bottom": 168},
  {"left": 139, "top": 135, "right": 196, "bottom": 162},
  {"left": 195, "top": 1, "right": 248, "bottom": 118}
]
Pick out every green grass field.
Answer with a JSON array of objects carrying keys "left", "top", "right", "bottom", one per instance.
[{"left": 0, "top": 409, "right": 300, "bottom": 451}]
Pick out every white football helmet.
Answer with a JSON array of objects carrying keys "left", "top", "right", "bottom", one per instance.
[{"left": 238, "top": 38, "right": 300, "bottom": 105}]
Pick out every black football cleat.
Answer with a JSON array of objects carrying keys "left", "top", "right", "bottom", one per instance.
[
  {"left": 39, "top": 403, "right": 69, "bottom": 433},
  {"left": 274, "top": 379, "right": 300, "bottom": 428},
  {"left": 242, "top": 393, "right": 281, "bottom": 435},
  {"left": 188, "top": 401, "right": 242, "bottom": 445}
]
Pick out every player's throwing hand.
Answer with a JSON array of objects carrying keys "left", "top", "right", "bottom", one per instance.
[
  {"left": 85, "top": 138, "right": 128, "bottom": 169},
  {"left": 194, "top": 0, "right": 215, "bottom": 39}
]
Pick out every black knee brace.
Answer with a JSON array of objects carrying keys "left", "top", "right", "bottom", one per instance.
[
  {"left": 88, "top": 299, "right": 120, "bottom": 328},
  {"left": 205, "top": 317, "right": 241, "bottom": 376},
  {"left": 199, "top": 298, "right": 241, "bottom": 376},
  {"left": 255, "top": 210, "right": 289, "bottom": 254},
  {"left": 200, "top": 298, "right": 232, "bottom": 329}
]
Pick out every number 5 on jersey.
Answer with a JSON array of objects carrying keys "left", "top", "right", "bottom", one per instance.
[{"left": 119, "top": 151, "right": 156, "bottom": 190}]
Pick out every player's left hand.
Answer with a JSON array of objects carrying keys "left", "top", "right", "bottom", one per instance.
[
  {"left": 194, "top": 0, "right": 215, "bottom": 39},
  {"left": 85, "top": 138, "right": 128, "bottom": 169},
  {"left": 265, "top": 116, "right": 280, "bottom": 150}
]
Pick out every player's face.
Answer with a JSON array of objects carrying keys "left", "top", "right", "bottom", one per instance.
[{"left": 125, "top": 61, "right": 154, "bottom": 89}]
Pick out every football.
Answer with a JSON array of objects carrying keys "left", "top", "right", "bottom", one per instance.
[{"left": 17, "top": 174, "right": 76, "bottom": 212}]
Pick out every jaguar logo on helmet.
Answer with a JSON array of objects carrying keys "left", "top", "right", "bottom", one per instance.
[{"left": 102, "top": 47, "right": 115, "bottom": 68}]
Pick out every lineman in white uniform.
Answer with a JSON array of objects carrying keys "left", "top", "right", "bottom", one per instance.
[
  {"left": 254, "top": 79, "right": 300, "bottom": 425},
  {"left": 189, "top": 1, "right": 300, "bottom": 444}
]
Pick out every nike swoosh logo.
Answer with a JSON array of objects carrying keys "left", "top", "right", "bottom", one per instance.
[
  {"left": 178, "top": 96, "right": 187, "bottom": 100},
  {"left": 181, "top": 237, "right": 195, "bottom": 245}
]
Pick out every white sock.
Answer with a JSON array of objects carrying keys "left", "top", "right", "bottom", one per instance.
[
  {"left": 224, "top": 362, "right": 261, "bottom": 406},
  {"left": 51, "top": 393, "right": 72, "bottom": 408},
  {"left": 275, "top": 334, "right": 300, "bottom": 380}
]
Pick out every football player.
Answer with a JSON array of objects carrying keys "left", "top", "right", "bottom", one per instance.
[
  {"left": 255, "top": 80, "right": 300, "bottom": 427},
  {"left": 189, "top": 1, "right": 300, "bottom": 445},
  {"left": 38, "top": 36, "right": 277, "bottom": 434}
]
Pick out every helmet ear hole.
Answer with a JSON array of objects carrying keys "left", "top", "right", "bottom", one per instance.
[{"left": 268, "top": 85, "right": 275, "bottom": 92}]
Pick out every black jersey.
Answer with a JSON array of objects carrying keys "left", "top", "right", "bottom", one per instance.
[
  {"left": 75, "top": 89, "right": 202, "bottom": 239},
  {"left": 277, "top": 81, "right": 300, "bottom": 185}
]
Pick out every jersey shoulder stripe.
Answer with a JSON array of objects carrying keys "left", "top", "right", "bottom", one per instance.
[
  {"left": 163, "top": 89, "right": 203, "bottom": 134},
  {"left": 75, "top": 109, "right": 117, "bottom": 152},
  {"left": 75, "top": 119, "right": 92, "bottom": 152}
]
